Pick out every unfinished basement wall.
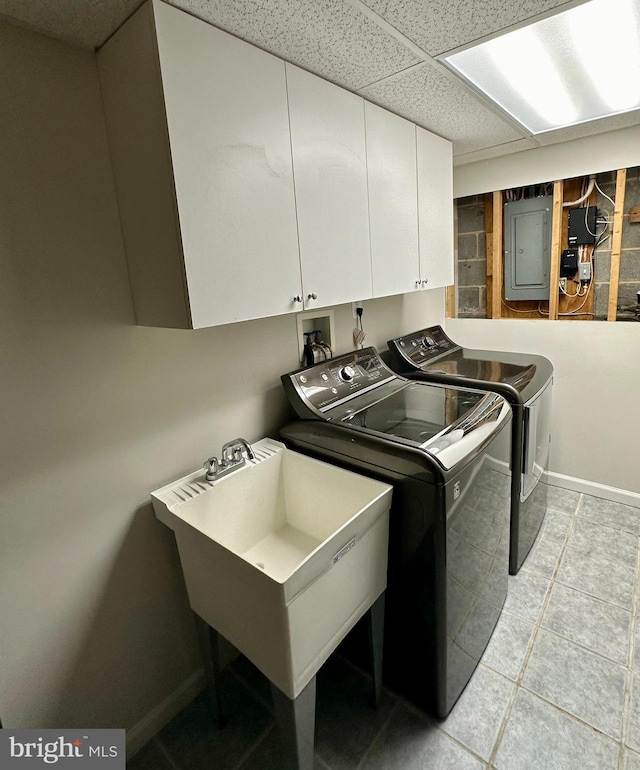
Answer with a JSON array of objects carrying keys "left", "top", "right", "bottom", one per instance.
[
  {"left": 456, "top": 194, "right": 487, "bottom": 318},
  {"left": 454, "top": 167, "right": 640, "bottom": 321},
  {"left": 594, "top": 168, "right": 640, "bottom": 319}
]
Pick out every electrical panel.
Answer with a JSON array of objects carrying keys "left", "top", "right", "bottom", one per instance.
[
  {"left": 504, "top": 196, "right": 553, "bottom": 301},
  {"left": 568, "top": 206, "right": 597, "bottom": 245}
]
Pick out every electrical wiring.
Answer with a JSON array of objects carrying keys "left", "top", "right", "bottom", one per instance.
[
  {"left": 538, "top": 284, "right": 595, "bottom": 317},
  {"left": 595, "top": 179, "right": 616, "bottom": 209},
  {"left": 559, "top": 278, "right": 582, "bottom": 298},
  {"left": 501, "top": 298, "right": 544, "bottom": 315},
  {"left": 584, "top": 203, "right": 598, "bottom": 236},
  {"left": 563, "top": 175, "right": 595, "bottom": 208},
  {"left": 559, "top": 279, "right": 594, "bottom": 315},
  {"left": 553, "top": 241, "right": 596, "bottom": 316},
  {"left": 499, "top": 175, "right": 614, "bottom": 321}
]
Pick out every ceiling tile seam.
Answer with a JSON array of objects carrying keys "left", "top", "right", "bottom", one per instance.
[
  {"left": 354, "top": 60, "right": 424, "bottom": 94},
  {"left": 354, "top": 58, "right": 536, "bottom": 149},
  {"left": 342, "top": 0, "right": 434, "bottom": 60},
  {"left": 344, "top": 0, "right": 533, "bottom": 143},
  {"left": 355, "top": 60, "right": 428, "bottom": 94}
]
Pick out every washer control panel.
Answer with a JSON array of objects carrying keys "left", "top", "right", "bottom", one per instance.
[
  {"left": 286, "top": 347, "right": 396, "bottom": 415},
  {"left": 390, "top": 325, "right": 458, "bottom": 367}
]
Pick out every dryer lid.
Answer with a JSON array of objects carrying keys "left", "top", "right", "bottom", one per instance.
[{"left": 388, "top": 326, "right": 553, "bottom": 404}]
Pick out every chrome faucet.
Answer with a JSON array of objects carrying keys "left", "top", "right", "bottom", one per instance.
[{"left": 204, "top": 438, "right": 255, "bottom": 482}]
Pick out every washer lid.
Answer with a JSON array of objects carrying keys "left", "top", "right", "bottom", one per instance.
[
  {"left": 336, "top": 382, "right": 510, "bottom": 471},
  {"left": 281, "top": 347, "right": 511, "bottom": 472}
]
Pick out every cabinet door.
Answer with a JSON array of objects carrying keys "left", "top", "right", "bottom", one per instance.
[
  {"left": 365, "top": 103, "right": 420, "bottom": 298},
  {"left": 417, "top": 127, "right": 454, "bottom": 290},
  {"left": 286, "top": 64, "right": 372, "bottom": 310},
  {"left": 154, "top": 1, "right": 302, "bottom": 328}
]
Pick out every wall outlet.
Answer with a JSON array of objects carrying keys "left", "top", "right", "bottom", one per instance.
[
  {"left": 559, "top": 277, "right": 567, "bottom": 292},
  {"left": 352, "top": 302, "right": 363, "bottom": 319}
]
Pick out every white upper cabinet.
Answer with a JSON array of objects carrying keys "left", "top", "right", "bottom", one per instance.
[
  {"left": 416, "top": 127, "right": 454, "bottom": 290},
  {"left": 286, "top": 64, "right": 372, "bottom": 310},
  {"left": 99, "top": 1, "right": 454, "bottom": 329},
  {"left": 98, "top": 0, "right": 301, "bottom": 328},
  {"left": 365, "top": 103, "right": 420, "bottom": 298}
]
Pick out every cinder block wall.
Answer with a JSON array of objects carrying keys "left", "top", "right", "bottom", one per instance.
[
  {"left": 594, "top": 169, "right": 640, "bottom": 319},
  {"left": 455, "top": 195, "right": 487, "bottom": 318},
  {"left": 455, "top": 169, "right": 640, "bottom": 320}
]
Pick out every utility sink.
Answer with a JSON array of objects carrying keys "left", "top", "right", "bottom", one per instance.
[{"left": 152, "top": 438, "right": 392, "bottom": 698}]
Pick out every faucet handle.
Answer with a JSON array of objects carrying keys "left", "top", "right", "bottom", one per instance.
[{"left": 203, "top": 456, "right": 219, "bottom": 481}]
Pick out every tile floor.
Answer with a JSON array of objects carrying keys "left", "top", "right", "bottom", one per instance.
[{"left": 128, "top": 488, "right": 640, "bottom": 769}]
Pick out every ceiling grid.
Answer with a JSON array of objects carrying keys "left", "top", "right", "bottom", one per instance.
[{"left": 0, "top": 0, "right": 638, "bottom": 162}]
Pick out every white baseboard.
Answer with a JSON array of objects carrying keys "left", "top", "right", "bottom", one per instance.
[
  {"left": 544, "top": 471, "right": 640, "bottom": 508},
  {"left": 126, "top": 667, "right": 207, "bottom": 759}
]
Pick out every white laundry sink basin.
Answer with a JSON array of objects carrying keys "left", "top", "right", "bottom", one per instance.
[{"left": 152, "top": 438, "right": 392, "bottom": 698}]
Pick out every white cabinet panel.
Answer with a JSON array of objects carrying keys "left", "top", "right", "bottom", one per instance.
[
  {"left": 417, "top": 127, "right": 454, "bottom": 290},
  {"left": 99, "top": 1, "right": 454, "bottom": 329},
  {"left": 98, "top": 0, "right": 301, "bottom": 329},
  {"left": 286, "top": 64, "right": 372, "bottom": 310},
  {"left": 365, "top": 102, "right": 420, "bottom": 298},
  {"left": 154, "top": 1, "right": 301, "bottom": 328}
]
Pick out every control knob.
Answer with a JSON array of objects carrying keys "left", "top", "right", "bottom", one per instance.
[{"left": 338, "top": 365, "right": 356, "bottom": 382}]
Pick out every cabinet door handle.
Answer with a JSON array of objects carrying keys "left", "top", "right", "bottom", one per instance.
[
  {"left": 422, "top": 279, "right": 429, "bottom": 286},
  {"left": 307, "top": 292, "right": 318, "bottom": 300},
  {"left": 415, "top": 280, "right": 421, "bottom": 288},
  {"left": 293, "top": 295, "right": 303, "bottom": 303}
]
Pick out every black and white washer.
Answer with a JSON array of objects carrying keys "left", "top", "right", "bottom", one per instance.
[
  {"left": 280, "top": 347, "right": 512, "bottom": 718},
  {"left": 387, "top": 325, "right": 553, "bottom": 575}
]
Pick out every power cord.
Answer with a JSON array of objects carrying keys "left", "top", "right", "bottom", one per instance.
[{"left": 353, "top": 306, "right": 366, "bottom": 348}]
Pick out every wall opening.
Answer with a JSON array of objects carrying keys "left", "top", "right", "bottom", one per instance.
[{"left": 453, "top": 166, "right": 640, "bottom": 322}]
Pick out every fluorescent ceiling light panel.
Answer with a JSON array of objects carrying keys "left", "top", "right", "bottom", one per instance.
[{"left": 440, "top": 0, "right": 640, "bottom": 134}]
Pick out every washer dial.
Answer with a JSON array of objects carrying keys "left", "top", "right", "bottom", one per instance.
[{"left": 338, "top": 365, "right": 356, "bottom": 382}]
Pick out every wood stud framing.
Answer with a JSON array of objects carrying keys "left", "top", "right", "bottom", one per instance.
[
  {"left": 548, "top": 181, "right": 564, "bottom": 321},
  {"left": 445, "top": 285, "right": 456, "bottom": 318},
  {"left": 464, "top": 168, "right": 635, "bottom": 322},
  {"left": 491, "top": 190, "right": 503, "bottom": 319},
  {"left": 607, "top": 168, "right": 627, "bottom": 321}
]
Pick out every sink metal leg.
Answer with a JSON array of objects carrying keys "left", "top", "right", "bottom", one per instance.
[
  {"left": 270, "top": 677, "right": 316, "bottom": 770},
  {"left": 367, "top": 592, "right": 385, "bottom": 709},
  {"left": 193, "top": 613, "right": 226, "bottom": 728},
  {"left": 207, "top": 626, "right": 227, "bottom": 728}
]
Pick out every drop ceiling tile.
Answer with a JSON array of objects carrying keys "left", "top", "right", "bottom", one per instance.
[
  {"left": 0, "top": 0, "right": 139, "bottom": 48},
  {"left": 359, "top": 0, "right": 577, "bottom": 56},
  {"left": 357, "top": 61, "right": 527, "bottom": 155},
  {"left": 174, "top": 0, "right": 420, "bottom": 90}
]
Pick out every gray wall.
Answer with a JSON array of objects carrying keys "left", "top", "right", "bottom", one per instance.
[
  {"left": 448, "top": 317, "right": 640, "bottom": 497},
  {"left": 0, "top": 20, "right": 445, "bottom": 746}
]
